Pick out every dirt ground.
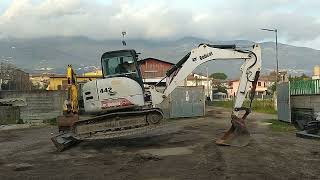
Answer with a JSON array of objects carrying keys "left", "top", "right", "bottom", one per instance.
[{"left": 0, "top": 107, "right": 319, "bottom": 180}]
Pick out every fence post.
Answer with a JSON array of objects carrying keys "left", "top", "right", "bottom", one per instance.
[{"left": 273, "top": 92, "right": 277, "bottom": 111}]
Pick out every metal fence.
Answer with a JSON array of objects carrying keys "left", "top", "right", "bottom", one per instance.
[
  {"left": 290, "top": 79, "right": 320, "bottom": 95},
  {"left": 155, "top": 86, "right": 205, "bottom": 118}
]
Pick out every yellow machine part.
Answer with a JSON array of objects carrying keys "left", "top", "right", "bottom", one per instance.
[{"left": 64, "top": 65, "right": 79, "bottom": 114}]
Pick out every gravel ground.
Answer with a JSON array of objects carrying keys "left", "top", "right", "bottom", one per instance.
[{"left": 0, "top": 107, "right": 319, "bottom": 180}]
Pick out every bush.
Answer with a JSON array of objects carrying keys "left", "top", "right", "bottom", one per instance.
[{"left": 212, "top": 99, "right": 277, "bottom": 114}]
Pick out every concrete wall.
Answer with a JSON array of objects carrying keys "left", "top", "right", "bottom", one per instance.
[
  {"left": 291, "top": 95, "right": 320, "bottom": 112},
  {"left": 291, "top": 95, "right": 320, "bottom": 119},
  {"left": 0, "top": 106, "right": 20, "bottom": 124},
  {"left": 0, "top": 87, "right": 204, "bottom": 123},
  {"left": 0, "top": 90, "right": 66, "bottom": 123}
]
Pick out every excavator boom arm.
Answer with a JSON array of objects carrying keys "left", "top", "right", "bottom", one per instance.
[
  {"left": 151, "top": 44, "right": 261, "bottom": 109},
  {"left": 65, "top": 64, "right": 79, "bottom": 114},
  {"left": 150, "top": 43, "right": 262, "bottom": 147}
]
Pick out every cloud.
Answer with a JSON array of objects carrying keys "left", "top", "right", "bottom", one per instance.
[{"left": 0, "top": 0, "right": 320, "bottom": 46}]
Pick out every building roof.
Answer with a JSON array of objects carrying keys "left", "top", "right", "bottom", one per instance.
[
  {"left": 48, "top": 74, "right": 102, "bottom": 78},
  {"left": 30, "top": 73, "right": 56, "bottom": 77},
  {"left": 185, "top": 73, "right": 206, "bottom": 81},
  {"left": 139, "top": 58, "right": 175, "bottom": 65}
]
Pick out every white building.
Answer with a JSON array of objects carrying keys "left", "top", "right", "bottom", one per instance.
[
  {"left": 312, "top": 65, "right": 320, "bottom": 80},
  {"left": 180, "top": 73, "right": 213, "bottom": 99}
]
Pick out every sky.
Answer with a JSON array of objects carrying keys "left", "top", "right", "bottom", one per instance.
[{"left": 0, "top": 0, "right": 320, "bottom": 49}]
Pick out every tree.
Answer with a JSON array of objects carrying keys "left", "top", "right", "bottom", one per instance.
[
  {"left": 300, "top": 73, "right": 310, "bottom": 80},
  {"left": 289, "top": 73, "right": 311, "bottom": 81},
  {"left": 213, "top": 85, "right": 227, "bottom": 94},
  {"left": 267, "top": 83, "right": 276, "bottom": 95},
  {"left": 209, "top": 72, "right": 227, "bottom": 80}
]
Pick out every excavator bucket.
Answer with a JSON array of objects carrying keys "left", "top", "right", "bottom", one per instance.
[
  {"left": 52, "top": 114, "right": 80, "bottom": 151},
  {"left": 215, "top": 115, "right": 250, "bottom": 147},
  {"left": 57, "top": 114, "right": 78, "bottom": 132}
]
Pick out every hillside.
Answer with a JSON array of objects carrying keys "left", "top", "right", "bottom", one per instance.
[{"left": 0, "top": 37, "right": 319, "bottom": 78}]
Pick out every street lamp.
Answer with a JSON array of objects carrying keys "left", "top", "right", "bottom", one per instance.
[
  {"left": 122, "top": 31, "right": 127, "bottom": 46},
  {"left": 261, "top": 28, "right": 279, "bottom": 83}
]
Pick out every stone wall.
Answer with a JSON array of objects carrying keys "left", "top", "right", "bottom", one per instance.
[{"left": 0, "top": 90, "right": 66, "bottom": 123}]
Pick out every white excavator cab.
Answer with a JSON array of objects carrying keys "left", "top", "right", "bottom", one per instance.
[{"left": 82, "top": 50, "right": 145, "bottom": 114}]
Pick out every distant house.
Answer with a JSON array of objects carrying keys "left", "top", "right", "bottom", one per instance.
[
  {"left": 227, "top": 73, "right": 278, "bottom": 98},
  {"left": 83, "top": 70, "right": 103, "bottom": 76},
  {"left": 138, "top": 58, "right": 174, "bottom": 85},
  {"left": 227, "top": 70, "right": 291, "bottom": 99},
  {"left": 227, "top": 79, "right": 269, "bottom": 98},
  {"left": 180, "top": 73, "right": 213, "bottom": 99},
  {"left": 47, "top": 74, "right": 102, "bottom": 90},
  {"left": 29, "top": 74, "right": 51, "bottom": 90},
  {"left": 312, "top": 65, "right": 320, "bottom": 80}
]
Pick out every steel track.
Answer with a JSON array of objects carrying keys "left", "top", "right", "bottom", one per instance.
[{"left": 67, "top": 108, "right": 164, "bottom": 140}]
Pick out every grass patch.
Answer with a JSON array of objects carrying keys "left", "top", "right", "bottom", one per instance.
[
  {"left": 212, "top": 99, "right": 277, "bottom": 114},
  {"left": 265, "top": 119, "right": 297, "bottom": 132}
]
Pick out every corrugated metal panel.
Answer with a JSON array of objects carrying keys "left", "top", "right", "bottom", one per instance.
[
  {"left": 170, "top": 86, "right": 205, "bottom": 118},
  {"left": 277, "top": 82, "right": 291, "bottom": 122},
  {"left": 290, "top": 79, "right": 320, "bottom": 95}
]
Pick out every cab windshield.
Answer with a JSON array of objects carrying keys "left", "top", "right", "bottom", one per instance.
[{"left": 101, "top": 52, "right": 137, "bottom": 77}]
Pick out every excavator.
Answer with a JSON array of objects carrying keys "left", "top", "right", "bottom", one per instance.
[{"left": 51, "top": 43, "right": 262, "bottom": 151}]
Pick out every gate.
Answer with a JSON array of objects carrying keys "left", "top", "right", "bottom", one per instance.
[
  {"left": 277, "top": 82, "right": 291, "bottom": 122},
  {"left": 170, "top": 86, "right": 205, "bottom": 118}
]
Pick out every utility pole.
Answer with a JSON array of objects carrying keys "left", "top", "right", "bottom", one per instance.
[
  {"left": 261, "top": 28, "right": 279, "bottom": 111},
  {"left": 275, "top": 29, "right": 279, "bottom": 83},
  {"left": 261, "top": 28, "right": 279, "bottom": 83},
  {"left": 206, "top": 66, "right": 210, "bottom": 100},
  {"left": 122, "top": 31, "right": 127, "bottom": 46}
]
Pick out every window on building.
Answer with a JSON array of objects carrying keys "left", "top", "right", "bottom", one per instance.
[{"left": 258, "top": 82, "right": 261, "bottom": 86}]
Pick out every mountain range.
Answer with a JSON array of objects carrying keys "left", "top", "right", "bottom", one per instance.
[{"left": 0, "top": 36, "right": 319, "bottom": 78}]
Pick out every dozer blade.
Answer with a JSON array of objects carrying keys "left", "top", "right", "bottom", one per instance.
[
  {"left": 51, "top": 133, "right": 80, "bottom": 152},
  {"left": 215, "top": 116, "right": 250, "bottom": 147}
]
